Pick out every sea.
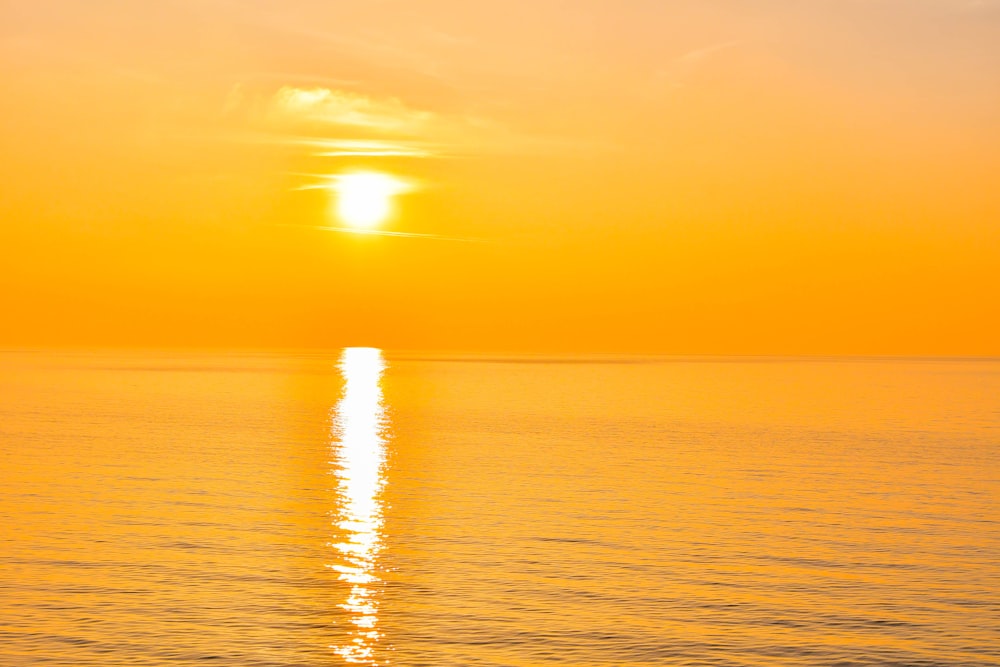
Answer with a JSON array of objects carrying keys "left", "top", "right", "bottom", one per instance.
[{"left": 1, "top": 349, "right": 997, "bottom": 666}]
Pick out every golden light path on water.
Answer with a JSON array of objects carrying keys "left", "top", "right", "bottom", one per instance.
[{"left": 329, "top": 347, "right": 388, "bottom": 664}]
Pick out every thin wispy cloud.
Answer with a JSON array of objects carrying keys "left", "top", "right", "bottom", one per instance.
[
  {"left": 311, "top": 139, "right": 438, "bottom": 158},
  {"left": 269, "top": 86, "right": 435, "bottom": 133},
  {"left": 648, "top": 40, "right": 743, "bottom": 93},
  {"left": 230, "top": 85, "right": 613, "bottom": 159},
  {"left": 275, "top": 222, "right": 481, "bottom": 243}
]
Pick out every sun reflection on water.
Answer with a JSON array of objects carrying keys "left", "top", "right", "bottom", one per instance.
[{"left": 329, "top": 347, "right": 388, "bottom": 664}]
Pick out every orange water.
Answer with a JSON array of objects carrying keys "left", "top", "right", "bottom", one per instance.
[{"left": 2, "top": 350, "right": 997, "bottom": 665}]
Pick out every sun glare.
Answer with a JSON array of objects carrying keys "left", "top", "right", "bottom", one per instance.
[{"left": 333, "top": 172, "right": 409, "bottom": 229}]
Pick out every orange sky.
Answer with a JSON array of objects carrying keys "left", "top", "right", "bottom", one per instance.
[{"left": 1, "top": 1, "right": 998, "bottom": 354}]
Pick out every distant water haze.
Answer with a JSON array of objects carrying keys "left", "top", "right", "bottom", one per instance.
[{"left": 1, "top": 350, "right": 997, "bottom": 665}]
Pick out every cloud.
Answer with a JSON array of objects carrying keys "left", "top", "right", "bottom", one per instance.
[
  {"left": 269, "top": 86, "right": 435, "bottom": 134},
  {"left": 308, "top": 138, "right": 438, "bottom": 158},
  {"left": 648, "top": 40, "right": 743, "bottom": 94},
  {"left": 677, "top": 41, "right": 742, "bottom": 67},
  {"left": 232, "top": 85, "right": 613, "bottom": 159},
  {"left": 246, "top": 86, "right": 457, "bottom": 157}
]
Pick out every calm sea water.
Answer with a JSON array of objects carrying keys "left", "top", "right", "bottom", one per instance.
[{"left": 1, "top": 350, "right": 997, "bottom": 666}]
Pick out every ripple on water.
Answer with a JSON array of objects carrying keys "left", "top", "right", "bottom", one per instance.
[{"left": 1, "top": 353, "right": 997, "bottom": 665}]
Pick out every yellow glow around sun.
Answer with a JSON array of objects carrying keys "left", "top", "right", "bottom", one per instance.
[{"left": 333, "top": 172, "right": 410, "bottom": 229}]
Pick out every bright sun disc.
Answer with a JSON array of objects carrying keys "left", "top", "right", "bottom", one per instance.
[{"left": 334, "top": 172, "right": 409, "bottom": 229}]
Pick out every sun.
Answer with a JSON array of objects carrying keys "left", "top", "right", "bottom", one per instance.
[{"left": 333, "top": 172, "right": 410, "bottom": 229}]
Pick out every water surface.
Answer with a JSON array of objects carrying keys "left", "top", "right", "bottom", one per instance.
[{"left": 1, "top": 350, "right": 997, "bottom": 665}]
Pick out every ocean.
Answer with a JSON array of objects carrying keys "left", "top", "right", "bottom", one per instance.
[{"left": 1, "top": 350, "right": 997, "bottom": 666}]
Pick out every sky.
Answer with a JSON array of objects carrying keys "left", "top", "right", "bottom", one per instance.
[{"left": 1, "top": 0, "right": 998, "bottom": 354}]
